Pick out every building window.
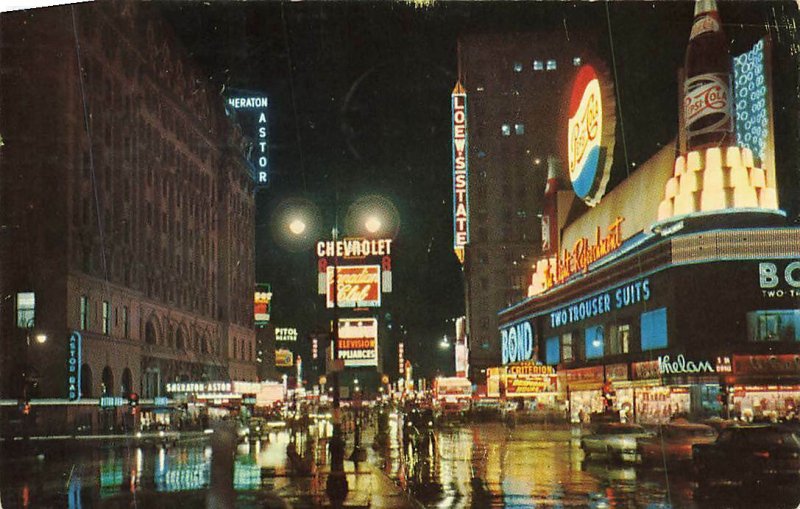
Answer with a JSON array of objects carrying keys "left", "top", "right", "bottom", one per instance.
[
  {"left": 122, "top": 306, "right": 129, "bottom": 338},
  {"left": 102, "top": 301, "right": 110, "bottom": 335},
  {"left": 16, "top": 292, "right": 35, "bottom": 329},
  {"left": 546, "top": 59, "right": 557, "bottom": 70},
  {"left": 514, "top": 124, "right": 525, "bottom": 135},
  {"left": 561, "top": 332, "right": 574, "bottom": 362},
  {"left": 573, "top": 57, "right": 582, "bottom": 67},
  {"left": 533, "top": 60, "right": 544, "bottom": 71},
  {"left": 513, "top": 62, "right": 523, "bottom": 72},
  {"left": 608, "top": 324, "right": 630, "bottom": 354},
  {"left": 585, "top": 325, "right": 604, "bottom": 359},
  {"left": 501, "top": 124, "right": 511, "bottom": 136},
  {"left": 545, "top": 336, "right": 560, "bottom": 365},
  {"left": 641, "top": 307, "right": 668, "bottom": 351},
  {"left": 747, "top": 310, "right": 800, "bottom": 342},
  {"left": 80, "top": 296, "right": 89, "bottom": 330}
]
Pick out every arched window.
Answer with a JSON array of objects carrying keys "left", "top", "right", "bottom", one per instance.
[
  {"left": 145, "top": 321, "right": 157, "bottom": 345},
  {"left": 101, "top": 366, "right": 114, "bottom": 396},
  {"left": 121, "top": 368, "right": 133, "bottom": 396},
  {"left": 80, "top": 363, "right": 93, "bottom": 398}
]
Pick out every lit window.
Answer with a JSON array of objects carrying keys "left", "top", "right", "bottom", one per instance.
[
  {"left": 641, "top": 307, "right": 668, "bottom": 351},
  {"left": 514, "top": 124, "right": 525, "bottom": 135},
  {"left": 561, "top": 332, "right": 574, "bottom": 362},
  {"left": 546, "top": 59, "right": 557, "bottom": 71},
  {"left": 545, "top": 336, "right": 560, "bottom": 365},
  {"left": 102, "top": 301, "right": 110, "bottom": 335},
  {"left": 747, "top": 310, "right": 800, "bottom": 342},
  {"left": 513, "top": 62, "right": 523, "bottom": 72},
  {"left": 16, "top": 292, "right": 35, "bottom": 329},
  {"left": 585, "top": 325, "right": 605, "bottom": 359},
  {"left": 573, "top": 57, "right": 582, "bottom": 67},
  {"left": 533, "top": 60, "right": 544, "bottom": 71},
  {"left": 80, "top": 296, "right": 89, "bottom": 330},
  {"left": 501, "top": 124, "right": 511, "bottom": 136}
]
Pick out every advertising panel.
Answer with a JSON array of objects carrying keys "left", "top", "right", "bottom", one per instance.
[
  {"left": 225, "top": 93, "right": 269, "bottom": 186},
  {"left": 275, "top": 327, "right": 298, "bottom": 342},
  {"left": 451, "top": 81, "right": 469, "bottom": 263},
  {"left": 500, "top": 320, "right": 534, "bottom": 365},
  {"left": 275, "top": 349, "right": 294, "bottom": 368},
  {"left": 337, "top": 318, "right": 378, "bottom": 367},
  {"left": 505, "top": 373, "right": 558, "bottom": 396},
  {"left": 254, "top": 284, "right": 272, "bottom": 326},
  {"left": 326, "top": 265, "right": 381, "bottom": 308},
  {"left": 455, "top": 343, "right": 469, "bottom": 378},
  {"left": 67, "top": 331, "right": 82, "bottom": 401},
  {"left": 565, "top": 64, "right": 616, "bottom": 207}
]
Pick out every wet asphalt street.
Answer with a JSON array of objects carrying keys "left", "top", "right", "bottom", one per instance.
[{"left": 2, "top": 419, "right": 800, "bottom": 508}]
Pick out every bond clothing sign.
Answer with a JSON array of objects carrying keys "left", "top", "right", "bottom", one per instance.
[{"left": 501, "top": 321, "right": 534, "bottom": 365}]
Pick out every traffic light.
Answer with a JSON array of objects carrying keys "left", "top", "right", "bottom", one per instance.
[{"left": 128, "top": 392, "right": 139, "bottom": 408}]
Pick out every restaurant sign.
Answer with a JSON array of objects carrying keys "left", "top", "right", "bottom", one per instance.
[
  {"left": 506, "top": 374, "right": 558, "bottom": 396},
  {"left": 544, "top": 217, "right": 624, "bottom": 290}
]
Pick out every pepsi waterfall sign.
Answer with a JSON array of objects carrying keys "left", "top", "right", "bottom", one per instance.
[
  {"left": 501, "top": 321, "right": 534, "bottom": 365},
  {"left": 565, "top": 64, "right": 616, "bottom": 207}
]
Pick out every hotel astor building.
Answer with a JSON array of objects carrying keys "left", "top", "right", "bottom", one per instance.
[
  {"left": 0, "top": 3, "right": 258, "bottom": 429},
  {"left": 496, "top": 5, "right": 800, "bottom": 423}
]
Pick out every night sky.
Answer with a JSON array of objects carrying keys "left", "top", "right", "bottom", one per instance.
[{"left": 159, "top": 1, "right": 799, "bottom": 377}]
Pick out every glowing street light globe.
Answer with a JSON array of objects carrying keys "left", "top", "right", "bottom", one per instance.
[
  {"left": 289, "top": 219, "right": 307, "bottom": 236},
  {"left": 364, "top": 216, "right": 382, "bottom": 234}
]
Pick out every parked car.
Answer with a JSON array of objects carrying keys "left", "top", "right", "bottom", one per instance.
[
  {"left": 693, "top": 425, "right": 800, "bottom": 489},
  {"left": 637, "top": 421, "right": 717, "bottom": 465},
  {"left": 580, "top": 422, "right": 653, "bottom": 462}
]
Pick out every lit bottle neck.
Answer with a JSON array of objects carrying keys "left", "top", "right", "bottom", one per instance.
[{"left": 694, "top": 0, "right": 718, "bottom": 17}]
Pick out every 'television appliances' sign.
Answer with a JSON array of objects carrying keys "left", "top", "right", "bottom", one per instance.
[
  {"left": 549, "top": 277, "right": 651, "bottom": 329},
  {"left": 337, "top": 318, "right": 378, "bottom": 367},
  {"left": 451, "top": 81, "right": 469, "bottom": 264},
  {"left": 67, "top": 331, "right": 82, "bottom": 401},
  {"left": 501, "top": 321, "right": 534, "bottom": 365},
  {"left": 226, "top": 94, "right": 269, "bottom": 187}
]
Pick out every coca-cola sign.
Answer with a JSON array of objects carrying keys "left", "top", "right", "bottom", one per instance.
[
  {"left": 326, "top": 265, "right": 381, "bottom": 308},
  {"left": 565, "top": 64, "right": 615, "bottom": 207},
  {"left": 684, "top": 73, "right": 731, "bottom": 135}
]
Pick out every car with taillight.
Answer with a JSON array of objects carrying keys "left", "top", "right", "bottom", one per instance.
[{"left": 638, "top": 421, "right": 717, "bottom": 465}]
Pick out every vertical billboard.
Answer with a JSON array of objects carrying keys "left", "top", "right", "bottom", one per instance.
[
  {"left": 337, "top": 318, "right": 378, "bottom": 367},
  {"left": 254, "top": 284, "right": 272, "bottom": 326},
  {"left": 326, "top": 265, "right": 381, "bottom": 308},
  {"left": 451, "top": 81, "right": 469, "bottom": 264},
  {"left": 67, "top": 331, "right": 82, "bottom": 401},
  {"left": 225, "top": 91, "right": 269, "bottom": 187}
]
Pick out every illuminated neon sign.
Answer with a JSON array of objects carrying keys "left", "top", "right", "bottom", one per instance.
[
  {"left": 326, "top": 265, "right": 381, "bottom": 308},
  {"left": 226, "top": 95, "right": 269, "bottom": 187},
  {"left": 566, "top": 65, "right": 614, "bottom": 206},
  {"left": 337, "top": 318, "right": 378, "bottom": 368},
  {"left": 452, "top": 82, "right": 469, "bottom": 263},
  {"left": 67, "top": 331, "right": 82, "bottom": 401},
  {"left": 254, "top": 284, "right": 272, "bottom": 326},
  {"left": 545, "top": 217, "right": 624, "bottom": 290}
]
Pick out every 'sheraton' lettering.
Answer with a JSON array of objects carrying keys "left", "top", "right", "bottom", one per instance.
[
  {"left": 227, "top": 97, "right": 269, "bottom": 108},
  {"left": 658, "top": 354, "right": 715, "bottom": 375},
  {"left": 317, "top": 239, "right": 393, "bottom": 258}
]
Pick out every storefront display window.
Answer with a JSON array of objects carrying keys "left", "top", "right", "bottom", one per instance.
[
  {"left": 545, "top": 336, "right": 559, "bottom": 365},
  {"left": 640, "top": 307, "right": 668, "bottom": 351},
  {"left": 746, "top": 310, "right": 800, "bottom": 342},
  {"left": 585, "top": 325, "right": 604, "bottom": 359},
  {"left": 561, "top": 332, "right": 573, "bottom": 362},
  {"left": 608, "top": 323, "right": 630, "bottom": 354}
]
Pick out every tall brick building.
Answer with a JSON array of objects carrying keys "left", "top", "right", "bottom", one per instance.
[{"left": 0, "top": 2, "right": 257, "bottom": 404}]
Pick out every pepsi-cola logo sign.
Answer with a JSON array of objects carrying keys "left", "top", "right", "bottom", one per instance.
[
  {"left": 501, "top": 321, "right": 534, "bottom": 365},
  {"left": 566, "top": 64, "right": 614, "bottom": 207}
]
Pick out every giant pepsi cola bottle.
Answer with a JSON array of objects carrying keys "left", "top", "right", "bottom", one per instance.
[{"left": 683, "top": 0, "right": 735, "bottom": 151}]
